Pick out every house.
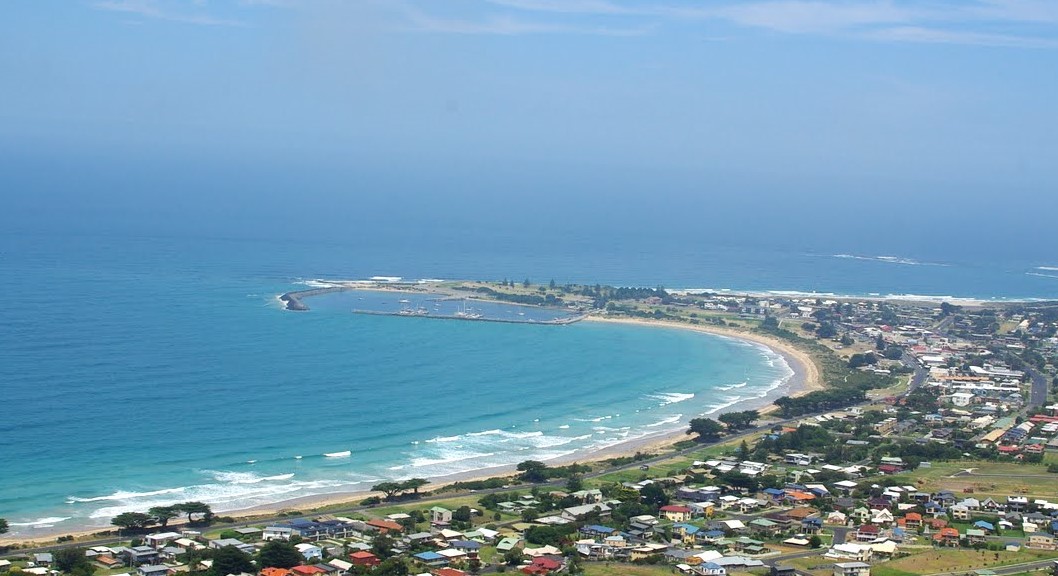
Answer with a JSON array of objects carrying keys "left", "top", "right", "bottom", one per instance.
[
  {"left": 659, "top": 505, "right": 692, "bottom": 522},
  {"left": 263, "top": 527, "right": 295, "bottom": 541},
  {"left": 856, "top": 525, "right": 881, "bottom": 542},
  {"left": 137, "top": 566, "right": 170, "bottom": 576},
  {"left": 1028, "top": 534, "right": 1057, "bottom": 550},
  {"left": 261, "top": 568, "right": 292, "bottom": 576},
  {"left": 290, "top": 566, "right": 327, "bottom": 576},
  {"left": 833, "top": 562, "right": 871, "bottom": 576},
  {"left": 561, "top": 503, "right": 611, "bottom": 521},
  {"left": 802, "top": 517, "right": 823, "bottom": 534},
  {"left": 144, "top": 532, "right": 183, "bottom": 549},
  {"left": 950, "top": 505, "right": 970, "bottom": 521},
  {"left": 348, "top": 552, "right": 379, "bottom": 567},
  {"left": 933, "top": 528, "right": 960, "bottom": 547},
  {"left": 430, "top": 507, "right": 453, "bottom": 525},
  {"left": 32, "top": 554, "right": 53, "bottom": 567},
  {"left": 365, "top": 519, "right": 403, "bottom": 534},
  {"left": 903, "top": 513, "right": 922, "bottom": 528},
  {"left": 966, "top": 529, "right": 987, "bottom": 545},
  {"left": 870, "top": 509, "right": 894, "bottom": 525},
  {"left": 521, "top": 556, "right": 563, "bottom": 575},
  {"left": 827, "top": 543, "right": 873, "bottom": 562},
  {"left": 121, "top": 547, "right": 160, "bottom": 566},
  {"left": 827, "top": 511, "right": 848, "bottom": 525},
  {"left": 295, "top": 544, "right": 322, "bottom": 561},
  {"left": 412, "top": 551, "right": 446, "bottom": 566}
]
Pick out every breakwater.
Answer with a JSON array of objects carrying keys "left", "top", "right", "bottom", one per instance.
[{"left": 279, "top": 287, "right": 350, "bottom": 311}]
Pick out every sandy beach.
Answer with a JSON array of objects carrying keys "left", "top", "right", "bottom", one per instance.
[{"left": 1, "top": 313, "right": 823, "bottom": 546}]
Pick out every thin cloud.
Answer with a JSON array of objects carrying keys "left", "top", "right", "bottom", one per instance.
[
  {"left": 869, "top": 25, "right": 1058, "bottom": 48},
  {"left": 400, "top": 4, "right": 650, "bottom": 36},
  {"left": 477, "top": 0, "right": 1058, "bottom": 47},
  {"left": 91, "top": 0, "right": 246, "bottom": 26}
]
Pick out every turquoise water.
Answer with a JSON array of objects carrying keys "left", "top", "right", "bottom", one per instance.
[{"left": 0, "top": 234, "right": 792, "bottom": 536}]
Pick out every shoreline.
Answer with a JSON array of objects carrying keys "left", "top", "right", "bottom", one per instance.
[{"left": 1, "top": 314, "right": 822, "bottom": 546}]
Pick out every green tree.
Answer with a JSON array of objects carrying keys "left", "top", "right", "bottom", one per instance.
[
  {"left": 516, "top": 460, "right": 548, "bottom": 483},
  {"left": 687, "top": 418, "right": 724, "bottom": 441},
  {"left": 718, "top": 410, "right": 758, "bottom": 431},
  {"left": 523, "top": 278, "right": 530, "bottom": 288},
  {"left": 520, "top": 509, "right": 539, "bottom": 522},
  {"left": 809, "top": 535, "right": 822, "bottom": 548},
  {"left": 453, "top": 506, "right": 473, "bottom": 523},
  {"left": 566, "top": 474, "right": 584, "bottom": 493},
  {"left": 399, "top": 478, "right": 429, "bottom": 496},
  {"left": 173, "top": 501, "right": 213, "bottom": 524},
  {"left": 53, "top": 548, "right": 95, "bottom": 576},
  {"left": 148, "top": 506, "right": 178, "bottom": 528},
  {"left": 639, "top": 483, "right": 669, "bottom": 508},
  {"left": 373, "top": 558, "right": 408, "bottom": 576},
  {"left": 256, "top": 541, "right": 304, "bottom": 569},
  {"left": 761, "top": 315, "right": 779, "bottom": 329},
  {"left": 0, "top": 517, "right": 7, "bottom": 534},
  {"left": 372, "top": 481, "right": 403, "bottom": 500},
  {"left": 503, "top": 549, "right": 524, "bottom": 566},
  {"left": 111, "top": 512, "right": 152, "bottom": 531},
  {"left": 211, "top": 546, "right": 255, "bottom": 576},
  {"left": 371, "top": 534, "right": 396, "bottom": 559}
]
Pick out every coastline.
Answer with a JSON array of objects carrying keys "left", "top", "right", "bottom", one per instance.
[{"left": 1, "top": 313, "right": 822, "bottom": 546}]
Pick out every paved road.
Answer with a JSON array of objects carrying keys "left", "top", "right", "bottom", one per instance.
[
  {"left": 925, "top": 558, "right": 1057, "bottom": 576},
  {"left": 901, "top": 351, "right": 929, "bottom": 395},
  {"left": 1027, "top": 365, "right": 1049, "bottom": 407}
]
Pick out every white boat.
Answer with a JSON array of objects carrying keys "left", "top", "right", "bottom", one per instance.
[{"left": 324, "top": 450, "right": 351, "bottom": 458}]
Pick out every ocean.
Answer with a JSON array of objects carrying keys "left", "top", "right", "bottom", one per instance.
[{"left": 0, "top": 228, "right": 1054, "bottom": 537}]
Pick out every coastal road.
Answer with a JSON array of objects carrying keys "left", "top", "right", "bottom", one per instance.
[{"left": 924, "top": 558, "right": 1058, "bottom": 576}]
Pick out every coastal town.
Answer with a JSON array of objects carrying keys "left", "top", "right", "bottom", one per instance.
[{"left": 4, "top": 281, "right": 1058, "bottom": 576}]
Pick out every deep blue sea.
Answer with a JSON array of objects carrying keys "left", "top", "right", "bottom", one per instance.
[{"left": 0, "top": 228, "right": 1055, "bottom": 537}]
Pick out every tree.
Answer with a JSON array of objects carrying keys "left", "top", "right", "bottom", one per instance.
[
  {"left": 687, "top": 418, "right": 725, "bottom": 441},
  {"left": 371, "top": 534, "right": 396, "bottom": 559},
  {"left": 520, "top": 509, "right": 539, "bottom": 522},
  {"left": 373, "top": 558, "right": 408, "bottom": 576},
  {"left": 639, "top": 483, "right": 669, "bottom": 509},
  {"left": 452, "top": 506, "right": 472, "bottom": 523},
  {"left": 211, "top": 546, "right": 255, "bottom": 576},
  {"left": 523, "top": 278, "right": 530, "bottom": 288},
  {"left": 53, "top": 548, "right": 95, "bottom": 576},
  {"left": 503, "top": 548, "right": 524, "bottom": 566},
  {"left": 148, "top": 506, "right": 178, "bottom": 528},
  {"left": 0, "top": 518, "right": 7, "bottom": 534},
  {"left": 173, "top": 501, "right": 213, "bottom": 524},
  {"left": 761, "top": 315, "right": 779, "bottom": 329},
  {"left": 111, "top": 512, "right": 152, "bottom": 531},
  {"left": 809, "top": 535, "right": 822, "bottom": 548},
  {"left": 256, "top": 540, "right": 304, "bottom": 569},
  {"left": 399, "top": 478, "right": 429, "bottom": 496},
  {"left": 718, "top": 410, "right": 758, "bottom": 431},
  {"left": 516, "top": 460, "right": 548, "bottom": 483},
  {"left": 566, "top": 474, "right": 584, "bottom": 493},
  {"left": 372, "top": 481, "right": 403, "bottom": 500}
]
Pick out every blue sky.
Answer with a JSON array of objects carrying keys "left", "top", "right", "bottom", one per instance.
[{"left": 2, "top": 1, "right": 1057, "bottom": 258}]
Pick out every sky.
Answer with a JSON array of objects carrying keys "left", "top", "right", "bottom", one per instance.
[{"left": 2, "top": 0, "right": 1057, "bottom": 259}]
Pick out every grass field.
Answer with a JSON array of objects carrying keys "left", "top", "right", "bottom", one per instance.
[
  {"left": 875, "top": 547, "right": 1058, "bottom": 575},
  {"left": 875, "top": 460, "right": 1058, "bottom": 501},
  {"left": 582, "top": 564, "right": 679, "bottom": 576}
]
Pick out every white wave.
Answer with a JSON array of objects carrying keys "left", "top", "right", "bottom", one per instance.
[
  {"left": 85, "top": 476, "right": 353, "bottom": 520},
  {"left": 67, "top": 487, "right": 185, "bottom": 503},
  {"left": 1027, "top": 272, "right": 1058, "bottom": 279},
  {"left": 558, "top": 424, "right": 570, "bottom": 429},
  {"left": 466, "top": 429, "right": 503, "bottom": 437},
  {"left": 293, "top": 279, "right": 339, "bottom": 288},
  {"left": 716, "top": 381, "right": 748, "bottom": 391},
  {"left": 324, "top": 450, "right": 351, "bottom": 458},
  {"left": 10, "top": 516, "right": 72, "bottom": 527},
  {"left": 833, "top": 254, "right": 947, "bottom": 267},
  {"left": 646, "top": 414, "right": 683, "bottom": 428},
  {"left": 425, "top": 435, "right": 462, "bottom": 443},
  {"left": 1037, "top": 266, "right": 1058, "bottom": 271},
  {"left": 209, "top": 471, "right": 295, "bottom": 485},
  {"left": 409, "top": 450, "right": 496, "bottom": 469},
  {"left": 648, "top": 392, "right": 695, "bottom": 406}
]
